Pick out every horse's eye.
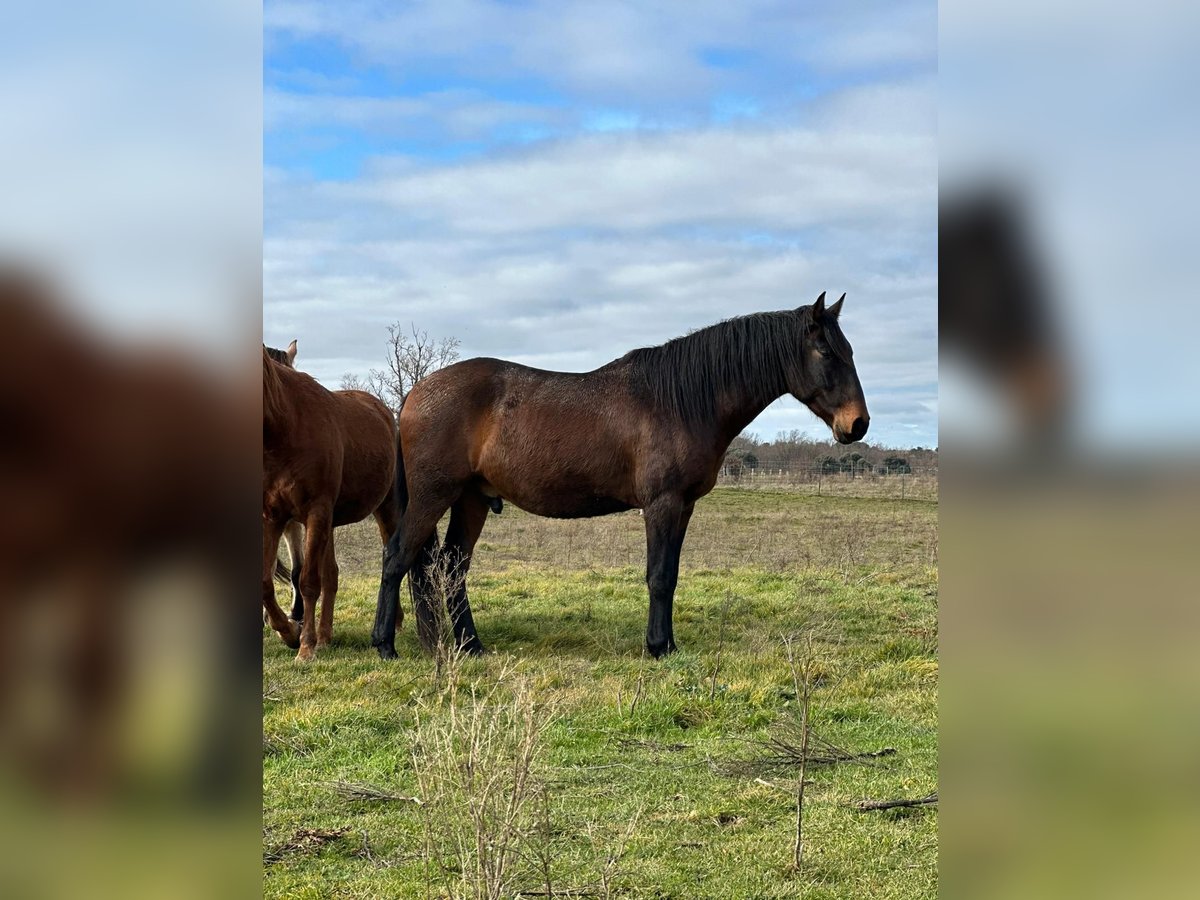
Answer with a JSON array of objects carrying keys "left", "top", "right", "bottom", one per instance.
[{"left": 816, "top": 345, "right": 832, "bottom": 359}]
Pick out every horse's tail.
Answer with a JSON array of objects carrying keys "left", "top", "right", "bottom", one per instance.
[
  {"left": 273, "top": 557, "right": 290, "bottom": 584},
  {"left": 392, "top": 401, "right": 408, "bottom": 515},
  {"left": 373, "top": 400, "right": 407, "bottom": 658}
]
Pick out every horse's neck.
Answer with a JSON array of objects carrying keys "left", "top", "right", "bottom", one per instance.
[
  {"left": 263, "top": 370, "right": 297, "bottom": 437},
  {"left": 713, "top": 382, "right": 784, "bottom": 449}
]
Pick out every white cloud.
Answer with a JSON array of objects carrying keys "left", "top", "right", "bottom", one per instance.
[
  {"left": 265, "top": 1, "right": 936, "bottom": 102},
  {"left": 264, "top": 6, "right": 938, "bottom": 447},
  {"left": 265, "top": 87, "right": 565, "bottom": 138},
  {"left": 318, "top": 125, "right": 933, "bottom": 237}
]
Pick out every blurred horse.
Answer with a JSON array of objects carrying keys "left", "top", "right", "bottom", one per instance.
[
  {"left": 0, "top": 268, "right": 254, "bottom": 796},
  {"left": 940, "top": 189, "right": 1071, "bottom": 443},
  {"left": 373, "top": 293, "right": 869, "bottom": 659},
  {"left": 262, "top": 348, "right": 399, "bottom": 660}
]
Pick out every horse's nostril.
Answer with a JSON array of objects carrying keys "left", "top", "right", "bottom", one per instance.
[{"left": 850, "top": 417, "right": 868, "bottom": 440}]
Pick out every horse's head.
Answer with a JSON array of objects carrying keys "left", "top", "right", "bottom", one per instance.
[
  {"left": 790, "top": 292, "right": 869, "bottom": 444},
  {"left": 265, "top": 339, "right": 297, "bottom": 368}
]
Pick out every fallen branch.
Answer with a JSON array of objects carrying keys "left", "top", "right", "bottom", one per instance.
[
  {"left": 320, "top": 780, "right": 423, "bottom": 805},
  {"left": 717, "top": 723, "right": 895, "bottom": 778},
  {"left": 854, "top": 791, "right": 938, "bottom": 812},
  {"left": 758, "top": 726, "right": 896, "bottom": 768}
]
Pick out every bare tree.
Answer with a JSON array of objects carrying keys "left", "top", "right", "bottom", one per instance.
[
  {"left": 340, "top": 324, "right": 461, "bottom": 415},
  {"left": 339, "top": 372, "right": 367, "bottom": 392}
]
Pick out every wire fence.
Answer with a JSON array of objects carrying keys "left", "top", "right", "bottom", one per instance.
[{"left": 715, "top": 463, "right": 939, "bottom": 501}]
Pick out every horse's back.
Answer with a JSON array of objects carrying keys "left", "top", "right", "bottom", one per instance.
[{"left": 402, "top": 357, "right": 643, "bottom": 516}]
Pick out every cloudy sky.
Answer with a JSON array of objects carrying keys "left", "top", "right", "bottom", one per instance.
[{"left": 264, "top": 1, "right": 937, "bottom": 448}]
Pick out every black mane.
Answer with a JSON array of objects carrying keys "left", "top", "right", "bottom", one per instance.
[
  {"left": 265, "top": 345, "right": 291, "bottom": 366},
  {"left": 624, "top": 308, "right": 823, "bottom": 426}
]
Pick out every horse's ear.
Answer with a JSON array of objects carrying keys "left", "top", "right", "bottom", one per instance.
[
  {"left": 828, "top": 293, "right": 845, "bottom": 319},
  {"left": 286, "top": 339, "right": 298, "bottom": 365},
  {"left": 813, "top": 291, "right": 826, "bottom": 316}
]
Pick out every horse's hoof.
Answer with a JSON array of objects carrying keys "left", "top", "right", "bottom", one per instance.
[
  {"left": 295, "top": 645, "right": 315, "bottom": 662},
  {"left": 461, "top": 638, "right": 487, "bottom": 656},
  {"left": 376, "top": 643, "right": 398, "bottom": 661},
  {"left": 279, "top": 622, "right": 301, "bottom": 649},
  {"left": 646, "top": 641, "right": 676, "bottom": 659}
]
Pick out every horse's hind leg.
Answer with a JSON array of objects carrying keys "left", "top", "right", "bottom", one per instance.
[
  {"left": 285, "top": 519, "right": 304, "bottom": 622},
  {"left": 372, "top": 494, "right": 454, "bottom": 659},
  {"left": 263, "top": 517, "right": 300, "bottom": 649},
  {"left": 316, "top": 536, "right": 339, "bottom": 649},
  {"left": 297, "top": 506, "right": 333, "bottom": 662},
  {"left": 371, "top": 503, "right": 402, "bottom": 632},
  {"left": 441, "top": 491, "right": 491, "bottom": 655},
  {"left": 408, "top": 532, "right": 442, "bottom": 651}
]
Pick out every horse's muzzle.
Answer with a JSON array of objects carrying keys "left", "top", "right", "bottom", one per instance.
[{"left": 834, "top": 414, "right": 869, "bottom": 444}]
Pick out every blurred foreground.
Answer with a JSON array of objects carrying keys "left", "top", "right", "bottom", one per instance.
[
  {"left": 0, "top": 268, "right": 260, "bottom": 896},
  {"left": 941, "top": 1, "right": 1200, "bottom": 896},
  {"left": 1, "top": 1, "right": 260, "bottom": 896}
]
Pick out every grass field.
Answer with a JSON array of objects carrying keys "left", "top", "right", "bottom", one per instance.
[{"left": 264, "top": 488, "right": 938, "bottom": 899}]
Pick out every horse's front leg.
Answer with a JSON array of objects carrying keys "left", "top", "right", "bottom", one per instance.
[
  {"left": 642, "top": 497, "right": 694, "bottom": 658},
  {"left": 297, "top": 507, "right": 332, "bottom": 662},
  {"left": 263, "top": 516, "right": 300, "bottom": 649}
]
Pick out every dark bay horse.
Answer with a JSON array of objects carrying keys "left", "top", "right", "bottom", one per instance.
[
  {"left": 262, "top": 348, "right": 400, "bottom": 660},
  {"left": 372, "top": 292, "right": 869, "bottom": 660}
]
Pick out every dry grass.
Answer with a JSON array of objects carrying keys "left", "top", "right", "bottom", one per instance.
[
  {"left": 410, "top": 655, "right": 554, "bottom": 900},
  {"left": 333, "top": 486, "right": 937, "bottom": 581},
  {"left": 716, "top": 470, "right": 938, "bottom": 500}
]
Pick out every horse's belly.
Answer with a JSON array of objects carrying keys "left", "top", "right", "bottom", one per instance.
[
  {"left": 520, "top": 494, "right": 634, "bottom": 519},
  {"left": 481, "top": 478, "right": 633, "bottom": 519}
]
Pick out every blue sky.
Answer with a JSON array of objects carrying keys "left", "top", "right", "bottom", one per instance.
[{"left": 264, "top": 1, "right": 937, "bottom": 448}]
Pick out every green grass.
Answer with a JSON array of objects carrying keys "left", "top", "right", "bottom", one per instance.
[{"left": 264, "top": 489, "right": 937, "bottom": 898}]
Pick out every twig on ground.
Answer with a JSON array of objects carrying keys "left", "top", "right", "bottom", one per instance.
[
  {"left": 717, "top": 724, "right": 895, "bottom": 778},
  {"left": 353, "top": 829, "right": 399, "bottom": 868},
  {"left": 320, "top": 780, "right": 424, "bottom": 804},
  {"left": 628, "top": 650, "right": 647, "bottom": 717},
  {"left": 709, "top": 590, "right": 734, "bottom": 701},
  {"left": 853, "top": 791, "right": 938, "bottom": 812},
  {"left": 783, "top": 633, "right": 813, "bottom": 871}
]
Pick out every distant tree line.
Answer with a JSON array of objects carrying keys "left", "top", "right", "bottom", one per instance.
[{"left": 722, "top": 430, "right": 936, "bottom": 478}]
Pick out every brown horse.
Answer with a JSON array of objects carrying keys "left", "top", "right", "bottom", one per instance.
[
  {"left": 264, "top": 340, "right": 307, "bottom": 622},
  {"left": 263, "top": 348, "right": 399, "bottom": 660},
  {"left": 372, "top": 292, "right": 869, "bottom": 660}
]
